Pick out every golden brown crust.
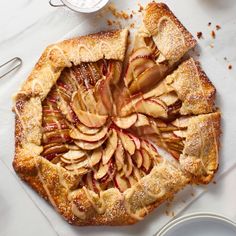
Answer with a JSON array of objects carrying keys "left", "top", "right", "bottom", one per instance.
[
  {"left": 179, "top": 112, "right": 221, "bottom": 184},
  {"left": 15, "top": 29, "right": 128, "bottom": 101},
  {"left": 166, "top": 58, "right": 216, "bottom": 115},
  {"left": 143, "top": 2, "right": 196, "bottom": 63}
]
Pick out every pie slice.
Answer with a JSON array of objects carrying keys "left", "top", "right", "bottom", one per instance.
[{"left": 12, "top": 2, "right": 221, "bottom": 226}]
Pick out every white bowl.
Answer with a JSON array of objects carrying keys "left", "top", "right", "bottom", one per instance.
[
  {"left": 156, "top": 213, "right": 236, "bottom": 236},
  {"left": 50, "top": 0, "right": 110, "bottom": 13}
]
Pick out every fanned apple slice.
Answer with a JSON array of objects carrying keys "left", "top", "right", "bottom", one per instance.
[
  {"left": 173, "top": 130, "right": 187, "bottom": 138},
  {"left": 133, "top": 166, "right": 142, "bottom": 181},
  {"left": 76, "top": 123, "right": 101, "bottom": 135},
  {"left": 130, "top": 47, "right": 152, "bottom": 61},
  {"left": 141, "top": 140, "right": 159, "bottom": 160},
  {"left": 118, "top": 131, "right": 136, "bottom": 155},
  {"left": 74, "top": 136, "right": 107, "bottom": 150},
  {"left": 134, "top": 114, "right": 150, "bottom": 127},
  {"left": 72, "top": 92, "right": 108, "bottom": 128},
  {"left": 81, "top": 89, "right": 98, "bottom": 114},
  {"left": 102, "top": 129, "right": 118, "bottom": 164},
  {"left": 64, "top": 159, "right": 88, "bottom": 171},
  {"left": 128, "top": 175, "right": 138, "bottom": 186},
  {"left": 62, "top": 150, "right": 86, "bottom": 160},
  {"left": 123, "top": 153, "right": 133, "bottom": 177},
  {"left": 115, "top": 172, "right": 130, "bottom": 192},
  {"left": 94, "top": 163, "right": 109, "bottom": 180},
  {"left": 70, "top": 126, "right": 108, "bottom": 142},
  {"left": 42, "top": 143, "right": 68, "bottom": 156},
  {"left": 159, "top": 91, "right": 179, "bottom": 106},
  {"left": 112, "top": 114, "right": 137, "bottom": 129},
  {"left": 132, "top": 150, "right": 143, "bottom": 168},
  {"left": 135, "top": 98, "right": 168, "bottom": 118},
  {"left": 68, "top": 167, "right": 89, "bottom": 175},
  {"left": 120, "top": 95, "right": 143, "bottom": 117},
  {"left": 114, "top": 140, "right": 125, "bottom": 171},
  {"left": 129, "top": 65, "right": 164, "bottom": 94},
  {"left": 171, "top": 116, "right": 189, "bottom": 128},
  {"left": 88, "top": 148, "right": 103, "bottom": 167},
  {"left": 140, "top": 149, "right": 151, "bottom": 172},
  {"left": 132, "top": 57, "right": 156, "bottom": 78},
  {"left": 66, "top": 144, "right": 80, "bottom": 150},
  {"left": 128, "top": 133, "right": 141, "bottom": 149}
]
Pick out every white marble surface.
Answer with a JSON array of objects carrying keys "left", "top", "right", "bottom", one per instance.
[{"left": 0, "top": 0, "right": 236, "bottom": 236}]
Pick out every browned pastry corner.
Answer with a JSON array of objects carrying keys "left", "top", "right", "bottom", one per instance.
[{"left": 12, "top": 2, "right": 221, "bottom": 226}]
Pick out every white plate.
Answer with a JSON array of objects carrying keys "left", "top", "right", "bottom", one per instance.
[{"left": 157, "top": 213, "right": 236, "bottom": 236}]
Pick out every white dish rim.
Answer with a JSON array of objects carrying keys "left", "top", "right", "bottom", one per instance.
[{"left": 156, "top": 212, "right": 236, "bottom": 236}]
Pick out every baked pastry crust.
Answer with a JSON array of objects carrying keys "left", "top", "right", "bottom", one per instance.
[{"left": 12, "top": 3, "right": 221, "bottom": 226}]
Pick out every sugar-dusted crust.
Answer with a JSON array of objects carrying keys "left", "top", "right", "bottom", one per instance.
[
  {"left": 16, "top": 29, "right": 128, "bottom": 101},
  {"left": 166, "top": 58, "right": 216, "bottom": 115},
  {"left": 179, "top": 112, "right": 221, "bottom": 184},
  {"left": 143, "top": 2, "right": 196, "bottom": 63}
]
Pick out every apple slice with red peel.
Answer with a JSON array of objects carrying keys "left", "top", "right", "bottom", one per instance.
[
  {"left": 129, "top": 47, "right": 152, "bottom": 61},
  {"left": 70, "top": 126, "right": 108, "bottom": 142},
  {"left": 94, "top": 163, "right": 109, "bottom": 180},
  {"left": 135, "top": 98, "right": 168, "bottom": 118},
  {"left": 124, "top": 63, "right": 134, "bottom": 87},
  {"left": 88, "top": 148, "right": 102, "bottom": 167},
  {"left": 114, "top": 172, "right": 130, "bottom": 192},
  {"left": 76, "top": 123, "right": 101, "bottom": 135},
  {"left": 102, "top": 129, "right": 118, "bottom": 164},
  {"left": 74, "top": 136, "right": 107, "bottom": 150},
  {"left": 112, "top": 114, "right": 137, "bottom": 129},
  {"left": 118, "top": 131, "right": 136, "bottom": 155},
  {"left": 72, "top": 92, "right": 108, "bottom": 128},
  {"left": 120, "top": 95, "right": 143, "bottom": 117},
  {"left": 42, "top": 143, "right": 68, "bottom": 156},
  {"left": 128, "top": 133, "right": 141, "bottom": 149},
  {"left": 140, "top": 149, "right": 151, "bottom": 172},
  {"left": 132, "top": 150, "right": 143, "bottom": 168},
  {"left": 66, "top": 144, "right": 80, "bottom": 150},
  {"left": 141, "top": 140, "right": 159, "bottom": 160},
  {"left": 134, "top": 114, "right": 150, "bottom": 127},
  {"left": 81, "top": 89, "right": 98, "bottom": 114},
  {"left": 114, "top": 140, "right": 125, "bottom": 171},
  {"left": 129, "top": 65, "right": 164, "bottom": 94},
  {"left": 124, "top": 153, "right": 133, "bottom": 177},
  {"left": 94, "top": 78, "right": 113, "bottom": 115}
]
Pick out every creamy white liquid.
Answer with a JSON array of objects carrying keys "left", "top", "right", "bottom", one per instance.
[{"left": 67, "top": 0, "right": 103, "bottom": 8}]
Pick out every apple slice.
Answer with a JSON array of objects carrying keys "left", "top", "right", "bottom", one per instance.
[
  {"left": 112, "top": 114, "right": 137, "bottom": 129},
  {"left": 74, "top": 136, "right": 107, "bottom": 150},
  {"left": 66, "top": 144, "right": 80, "bottom": 150},
  {"left": 140, "top": 149, "right": 151, "bottom": 172},
  {"left": 81, "top": 89, "right": 98, "bottom": 114},
  {"left": 94, "top": 78, "right": 113, "bottom": 114},
  {"left": 171, "top": 116, "right": 189, "bottom": 128},
  {"left": 141, "top": 140, "right": 159, "bottom": 160},
  {"left": 64, "top": 159, "right": 88, "bottom": 171},
  {"left": 159, "top": 91, "right": 179, "bottom": 106},
  {"left": 135, "top": 98, "right": 168, "bottom": 118},
  {"left": 134, "top": 114, "right": 150, "bottom": 127},
  {"left": 132, "top": 57, "right": 156, "bottom": 78},
  {"left": 42, "top": 143, "right": 68, "bottom": 156},
  {"left": 102, "top": 129, "right": 118, "bottom": 164},
  {"left": 123, "top": 153, "right": 133, "bottom": 177},
  {"left": 72, "top": 92, "right": 108, "bottom": 128},
  {"left": 88, "top": 148, "right": 102, "bottom": 167},
  {"left": 129, "top": 65, "right": 164, "bottom": 94},
  {"left": 76, "top": 123, "right": 101, "bottom": 135},
  {"left": 114, "top": 140, "right": 125, "bottom": 171},
  {"left": 114, "top": 172, "right": 130, "bottom": 192},
  {"left": 173, "top": 130, "right": 187, "bottom": 138},
  {"left": 62, "top": 150, "right": 86, "bottom": 161},
  {"left": 94, "top": 163, "right": 109, "bottom": 180},
  {"left": 133, "top": 167, "right": 142, "bottom": 181},
  {"left": 128, "top": 175, "right": 137, "bottom": 186},
  {"left": 129, "top": 47, "right": 152, "bottom": 61},
  {"left": 70, "top": 126, "right": 108, "bottom": 142},
  {"left": 124, "top": 63, "right": 134, "bottom": 87},
  {"left": 132, "top": 150, "right": 143, "bottom": 168},
  {"left": 120, "top": 94, "right": 142, "bottom": 117},
  {"left": 128, "top": 133, "right": 141, "bottom": 149},
  {"left": 118, "top": 131, "right": 136, "bottom": 155}
]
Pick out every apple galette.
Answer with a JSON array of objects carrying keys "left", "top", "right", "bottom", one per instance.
[{"left": 13, "top": 2, "right": 221, "bottom": 226}]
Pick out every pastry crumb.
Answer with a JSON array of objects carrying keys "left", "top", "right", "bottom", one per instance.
[
  {"left": 191, "top": 192, "right": 195, "bottom": 197},
  {"left": 108, "top": 4, "right": 130, "bottom": 20},
  {"left": 171, "top": 211, "right": 175, "bottom": 217},
  {"left": 224, "top": 57, "right": 227, "bottom": 61},
  {"left": 208, "top": 22, "right": 212, "bottom": 26},
  {"left": 211, "top": 30, "right": 216, "bottom": 39},
  {"left": 228, "top": 64, "right": 232, "bottom": 70},
  {"left": 138, "top": 3, "right": 144, "bottom": 12},
  {"left": 197, "top": 32, "right": 203, "bottom": 39},
  {"left": 213, "top": 181, "right": 217, "bottom": 184},
  {"left": 210, "top": 43, "right": 214, "bottom": 48},
  {"left": 216, "top": 24, "right": 221, "bottom": 30},
  {"left": 107, "top": 19, "right": 113, "bottom": 26}
]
